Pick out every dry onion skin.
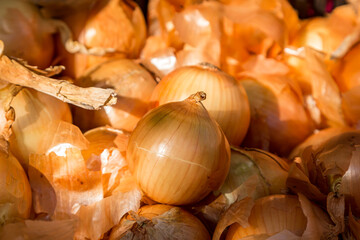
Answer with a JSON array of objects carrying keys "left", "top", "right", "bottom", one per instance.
[
  {"left": 58, "top": 0, "right": 147, "bottom": 79},
  {"left": 127, "top": 92, "right": 230, "bottom": 205},
  {"left": 73, "top": 58, "right": 156, "bottom": 132},
  {"left": 0, "top": 151, "right": 32, "bottom": 225},
  {"left": 287, "top": 131, "right": 360, "bottom": 221},
  {"left": 9, "top": 88, "right": 72, "bottom": 167},
  {"left": 150, "top": 63, "right": 250, "bottom": 146},
  {"left": 109, "top": 204, "right": 211, "bottom": 240},
  {"left": 0, "top": 0, "right": 55, "bottom": 69},
  {"left": 222, "top": 194, "right": 335, "bottom": 240},
  {"left": 240, "top": 74, "right": 313, "bottom": 157}
]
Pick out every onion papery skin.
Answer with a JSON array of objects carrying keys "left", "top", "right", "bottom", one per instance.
[
  {"left": 332, "top": 43, "right": 360, "bottom": 92},
  {"left": 150, "top": 64, "right": 250, "bottom": 146},
  {"left": 57, "top": 0, "right": 147, "bottom": 79},
  {"left": 310, "top": 131, "right": 360, "bottom": 216},
  {"left": 127, "top": 93, "right": 230, "bottom": 205},
  {"left": 0, "top": 151, "right": 32, "bottom": 224},
  {"left": 110, "top": 204, "right": 211, "bottom": 240},
  {"left": 225, "top": 195, "right": 307, "bottom": 239},
  {"left": 73, "top": 58, "right": 156, "bottom": 132},
  {"left": 240, "top": 77, "right": 313, "bottom": 157},
  {"left": 9, "top": 88, "right": 72, "bottom": 167},
  {"left": 0, "top": 0, "right": 55, "bottom": 69}
]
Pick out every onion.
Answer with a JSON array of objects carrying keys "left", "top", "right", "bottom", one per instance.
[
  {"left": 332, "top": 43, "right": 360, "bottom": 92},
  {"left": 109, "top": 204, "right": 211, "bottom": 240},
  {"left": 239, "top": 65, "right": 313, "bottom": 156},
  {"left": 0, "top": 151, "right": 32, "bottom": 224},
  {"left": 0, "top": 0, "right": 55, "bottom": 69},
  {"left": 288, "top": 131, "right": 360, "bottom": 217},
  {"left": 193, "top": 147, "right": 289, "bottom": 231},
  {"left": 127, "top": 92, "right": 230, "bottom": 205},
  {"left": 220, "top": 194, "right": 335, "bottom": 240},
  {"left": 57, "top": 0, "right": 147, "bottom": 79},
  {"left": 9, "top": 88, "right": 72, "bottom": 167},
  {"left": 72, "top": 58, "right": 156, "bottom": 132},
  {"left": 150, "top": 63, "right": 250, "bottom": 146}
]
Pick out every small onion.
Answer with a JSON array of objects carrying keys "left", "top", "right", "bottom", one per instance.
[
  {"left": 58, "top": 0, "right": 147, "bottom": 79},
  {"left": 73, "top": 58, "right": 156, "bottom": 132},
  {"left": 0, "top": 0, "right": 55, "bottom": 69},
  {"left": 332, "top": 43, "right": 360, "bottom": 92},
  {"left": 240, "top": 73, "right": 313, "bottom": 156},
  {"left": 150, "top": 63, "right": 250, "bottom": 146},
  {"left": 9, "top": 88, "right": 72, "bottom": 167},
  {"left": 127, "top": 92, "right": 230, "bottom": 205},
  {"left": 0, "top": 150, "right": 32, "bottom": 224},
  {"left": 109, "top": 204, "right": 211, "bottom": 240}
]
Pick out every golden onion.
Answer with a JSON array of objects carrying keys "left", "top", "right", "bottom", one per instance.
[
  {"left": 0, "top": 0, "right": 55, "bottom": 69},
  {"left": 58, "top": 0, "right": 147, "bottom": 79},
  {"left": 150, "top": 63, "right": 250, "bottom": 146},
  {"left": 240, "top": 75, "right": 313, "bottom": 157},
  {"left": 73, "top": 58, "right": 156, "bottom": 132},
  {"left": 127, "top": 92, "right": 230, "bottom": 205},
  {"left": 9, "top": 88, "right": 72, "bottom": 167},
  {"left": 109, "top": 204, "right": 211, "bottom": 240}
]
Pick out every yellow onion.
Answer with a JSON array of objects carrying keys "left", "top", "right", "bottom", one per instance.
[
  {"left": 9, "top": 88, "right": 72, "bottom": 167},
  {"left": 58, "top": 0, "right": 146, "bottom": 79},
  {"left": 220, "top": 148, "right": 289, "bottom": 199},
  {"left": 342, "top": 86, "right": 360, "bottom": 128},
  {"left": 0, "top": 151, "right": 32, "bottom": 224},
  {"left": 109, "top": 204, "right": 210, "bottom": 240},
  {"left": 192, "top": 147, "right": 289, "bottom": 231},
  {"left": 150, "top": 64, "right": 250, "bottom": 146},
  {"left": 127, "top": 92, "right": 230, "bottom": 205},
  {"left": 220, "top": 194, "right": 335, "bottom": 240},
  {"left": 332, "top": 43, "right": 360, "bottom": 92},
  {"left": 0, "top": 0, "right": 55, "bottom": 69},
  {"left": 240, "top": 73, "right": 313, "bottom": 157},
  {"left": 73, "top": 58, "right": 156, "bottom": 132}
]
